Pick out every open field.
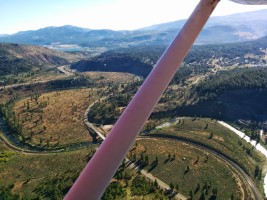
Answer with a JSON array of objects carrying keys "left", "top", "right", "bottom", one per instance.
[
  {"left": 0, "top": 83, "right": 49, "bottom": 105},
  {"left": 10, "top": 88, "right": 102, "bottom": 148},
  {"left": 0, "top": 139, "right": 170, "bottom": 200},
  {"left": 83, "top": 72, "right": 139, "bottom": 84},
  {"left": 0, "top": 67, "right": 266, "bottom": 199},
  {"left": 149, "top": 117, "right": 266, "bottom": 194},
  {"left": 0, "top": 144, "right": 97, "bottom": 199},
  {"left": 132, "top": 138, "right": 248, "bottom": 200},
  {"left": 0, "top": 69, "right": 66, "bottom": 86}
]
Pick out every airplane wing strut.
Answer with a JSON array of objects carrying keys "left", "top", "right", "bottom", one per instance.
[{"left": 64, "top": 0, "right": 267, "bottom": 199}]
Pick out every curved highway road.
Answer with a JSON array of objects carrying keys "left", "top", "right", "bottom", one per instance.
[
  {"left": 0, "top": 65, "right": 73, "bottom": 90},
  {"left": 0, "top": 68, "right": 263, "bottom": 199},
  {"left": 140, "top": 134, "right": 262, "bottom": 200}
]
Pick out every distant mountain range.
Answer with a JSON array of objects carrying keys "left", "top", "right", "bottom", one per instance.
[{"left": 0, "top": 9, "right": 267, "bottom": 48}]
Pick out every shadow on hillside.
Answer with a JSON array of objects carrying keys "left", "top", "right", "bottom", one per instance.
[{"left": 152, "top": 88, "right": 267, "bottom": 130}]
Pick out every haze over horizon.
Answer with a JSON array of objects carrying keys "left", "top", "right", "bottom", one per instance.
[{"left": 1, "top": 0, "right": 267, "bottom": 35}]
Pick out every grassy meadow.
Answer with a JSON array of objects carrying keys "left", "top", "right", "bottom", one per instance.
[
  {"left": 83, "top": 72, "right": 138, "bottom": 84},
  {"left": 0, "top": 140, "right": 171, "bottom": 200},
  {"left": 149, "top": 117, "right": 266, "bottom": 195},
  {"left": 0, "top": 142, "right": 97, "bottom": 199},
  {"left": 10, "top": 88, "right": 102, "bottom": 148},
  {"left": 131, "top": 138, "right": 249, "bottom": 200}
]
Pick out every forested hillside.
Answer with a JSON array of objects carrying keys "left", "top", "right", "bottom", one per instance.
[
  {"left": 193, "top": 67, "right": 267, "bottom": 102},
  {"left": 71, "top": 35, "right": 267, "bottom": 78},
  {"left": 0, "top": 43, "right": 80, "bottom": 76},
  {"left": 82, "top": 36, "right": 267, "bottom": 128}
]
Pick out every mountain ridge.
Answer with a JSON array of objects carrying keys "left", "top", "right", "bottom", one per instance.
[
  {"left": 0, "top": 9, "right": 267, "bottom": 48},
  {"left": 70, "top": 35, "right": 267, "bottom": 78},
  {"left": 0, "top": 42, "right": 81, "bottom": 76}
]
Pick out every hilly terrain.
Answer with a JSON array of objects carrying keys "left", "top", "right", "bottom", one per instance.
[
  {"left": 78, "top": 36, "right": 267, "bottom": 130},
  {"left": 1, "top": 10, "right": 267, "bottom": 199},
  {"left": 70, "top": 35, "right": 267, "bottom": 77},
  {"left": 0, "top": 43, "right": 81, "bottom": 85},
  {"left": 0, "top": 9, "right": 267, "bottom": 48}
]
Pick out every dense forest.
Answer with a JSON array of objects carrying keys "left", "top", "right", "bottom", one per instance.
[
  {"left": 193, "top": 67, "right": 267, "bottom": 102},
  {"left": 85, "top": 34, "right": 267, "bottom": 126},
  {"left": 71, "top": 36, "right": 267, "bottom": 79},
  {"left": 88, "top": 67, "right": 267, "bottom": 126}
]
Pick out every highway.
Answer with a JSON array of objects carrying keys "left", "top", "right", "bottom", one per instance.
[
  {"left": 0, "top": 116, "right": 95, "bottom": 155},
  {"left": 82, "top": 92, "right": 263, "bottom": 199},
  {"left": 142, "top": 134, "right": 262, "bottom": 200},
  {"left": 0, "top": 65, "right": 73, "bottom": 90},
  {"left": 0, "top": 69, "right": 264, "bottom": 199},
  {"left": 83, "top": 97, "right": 187, "bottom": 200},
  {"left": 83, "top": 97, "right": 107, "bottom": 141}
]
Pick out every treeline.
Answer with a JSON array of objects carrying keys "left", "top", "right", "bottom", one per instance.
[
  {"left": 0, "top": 103, "right": 23, "bottom": 140},
  {"left": 48, "top": 76, "right": 93, "bottom": 89},
  {"left": 102, "top": 159, "right": 169, "bottom": 200},
  {"left": 71, "top": 36, "right": 267, "bottom": 81},
  {"left": 193, "top": 67, "right": 267, "bottom": 102},
  {"left": 0, "top": 42, "right": 73, "bottom": 77},
  {"left": 88, "top": 81, "right": 142, "bottom": 124},
  {"left": 70, "top": 51, "right": 153, "bottom": 77},
  {"left": 0, "top": 44, "right": 33, "bottom": 76}
]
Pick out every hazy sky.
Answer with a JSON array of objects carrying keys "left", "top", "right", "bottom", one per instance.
[{"left": 1, "top": 0, "right": 267, "bottom": 34}]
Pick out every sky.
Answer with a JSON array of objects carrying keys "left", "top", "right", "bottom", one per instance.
[{"left": 1, "top": 0, "right": 267, "bottom": 34}]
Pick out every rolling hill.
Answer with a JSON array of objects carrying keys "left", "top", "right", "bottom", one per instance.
[
  {"left": 70, "top": 35, "right": 267, "bottom": 77},
  {"left": 0, "top": 43, "right": 80, "bottom": 76},
  {"left": 0, "top": 9, "right": 267, "bottom": 48},
  {"left": 72, "top": 35, "right": 267, "bottom": 128}
]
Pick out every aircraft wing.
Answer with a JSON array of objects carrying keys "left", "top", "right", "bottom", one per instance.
[
  {"left": 230, "top": 0, "right": 267, "bottom": 4},
  {"left": 64, "top": 0, "right": 267, "bottom": 199}
]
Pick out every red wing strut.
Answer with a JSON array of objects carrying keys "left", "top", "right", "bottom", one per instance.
[{"left": 64, "top": 0, "right": 267, "bottom": 199}]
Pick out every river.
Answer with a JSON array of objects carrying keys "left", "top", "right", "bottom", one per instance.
[{"left": 218, "top": 121, "right": 267, "bottom": 198}]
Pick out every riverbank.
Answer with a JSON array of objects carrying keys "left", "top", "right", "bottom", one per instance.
[{"left": 218, "top": 121, "right": 267, "bottom": 198}]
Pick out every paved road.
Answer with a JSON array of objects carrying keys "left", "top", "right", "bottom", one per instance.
[
  {"left": 0, "top": 66, "right": 90, "bottom": 155},
  {"left": 83, "top": 97, "right": 108, "bottom": 140},
  {"left": 57, "top": 65, "right": 75, "bottom": 76},
  {"left": 1, "top": 69, "right": 261, "bottom": 199},
  {"left": 83, "top": 98, "right": 188, "bottom": 200},
  {"left": 142, "top": 134, "right": 262, "bottom": 200},
  {"left": 218, "top": 121, "right": 267, "bottom": 198},
  {"left": 125, "top": 156, "right": 187, "bottom": 200},
  {"left": 0, "top": 65, "right": 73, "bottom": 90}
]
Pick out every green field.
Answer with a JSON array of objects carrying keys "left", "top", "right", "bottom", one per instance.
[
  {"left": 0, "top": 140, "right": 171, "bottom": 200},
  {"left": 131, "top": 138, "right": 249, "bottom": 200},
  {"left": 1, "top": 68, "right": 266, "bottom": 199},
  {"left": 149, "top": 117, "right": 266, "bottom": 195},
  {"left": 0, "top": 144, "right": 96, "bottom": 199}
]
